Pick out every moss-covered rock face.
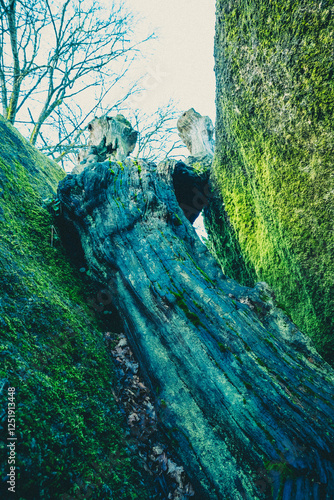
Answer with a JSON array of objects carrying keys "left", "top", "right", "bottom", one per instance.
[
  {"left": 211, "top": 0, "right": 334, "bottom": 363},
  {"left": 0, "top": 116, "right": 152, "bottom": 499}
]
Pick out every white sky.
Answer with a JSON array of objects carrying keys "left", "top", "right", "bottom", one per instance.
[{"left": 123, "top": 0, "right": 216, "bottom": 122}]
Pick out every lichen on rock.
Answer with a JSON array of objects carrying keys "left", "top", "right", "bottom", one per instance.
[{"left": 0, "top": 115, "right": 155, "bottom": 499}]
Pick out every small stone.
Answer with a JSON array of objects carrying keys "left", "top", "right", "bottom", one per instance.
[{"left": 152, "top": 445, "right": 164, "bottom": 456}]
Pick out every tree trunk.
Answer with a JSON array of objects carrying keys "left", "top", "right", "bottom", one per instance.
[
  {"left": 57, "top": 112, "right": 334, "bottom": 500},
  {"left": 5, "top": 0, "right": 21, "bottom": 124},
  {"left": 29, "top": 97, "right": 62, "bottom": 146}
]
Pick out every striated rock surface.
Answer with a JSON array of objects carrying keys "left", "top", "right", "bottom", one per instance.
[
  {"left": 58, "top": 113, "right": 334, "bottom": 499},
  {"left": 177, "top": 108, "right": 214, "bottom": 156}
]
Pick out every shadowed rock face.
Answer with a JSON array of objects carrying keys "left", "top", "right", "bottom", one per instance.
[
  {"left": 173, "top": 108, "right": 215, "bottom": 223},
  {"left": 58, "top": 113, "right": 334, "bottom": 499},
  {"left": 172, "top": 161, "right": 210, "bottom": 223}
]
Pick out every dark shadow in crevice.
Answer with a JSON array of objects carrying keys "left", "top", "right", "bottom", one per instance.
[
  {"left": 55, "top": 212, "right": 124, "bottom": 334},
  {"left": 172, "top": 161, "right": 211, "bottom": 224}
]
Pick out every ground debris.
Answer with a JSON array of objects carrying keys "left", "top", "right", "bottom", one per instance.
[{"left": 108, "top": 332, "right": 195, "bottom": 499}]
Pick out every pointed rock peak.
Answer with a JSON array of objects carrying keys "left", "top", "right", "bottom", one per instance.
[
  {"left": 87, "top": 115, "right": 138, "bottom": 161},
  {"left": 177, "top": 108, "right": 214, "bottom": 156}
]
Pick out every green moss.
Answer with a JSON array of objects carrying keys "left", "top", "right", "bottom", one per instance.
[
  {"left": 132, "top": 159, "right": 141, "bottom": 175},
  {"left": 185, "top": 251, "right": 215, "bottom": 285},
  {"left": 242, "top": 341, "right": 251, "bottom": 352},
  {"left": 191, "top": 161, "right": 209, "bottom": 175},
  {"left": 224, "top": 319, "right": 238, "bottom": 334},
  {"left": 0, "top": 115, "right": 65, "bottom": 196},
  {"left": 204, "top": 196, "right": 257, "bottom": 287},
  {"left": 193, "top": 300, "right": 205, "bottom": 314},
  {"left": 260, "top": 293, "right": 270, "bottom": 303},
  {"left": 256, "top": 357, "right": 267, "bottom": 369},
  {"left": 264, "top": 457, "right": 299, "bottom": 497},
  {"left": 173, "top": 213, "right": 183, "bottom": 226},
  {"left": 212, "top": 0, "right": 334, "bottom": 363},
  {"left": 171, "top": 290, "right": 205, "bottom": 328},
  {"left": 264, "top": 339, "right": 278, "bottom": 352},
  {"left": 218, "top": 342, "right": 228, "bottom": 353},
  {"left": 0, "top": 150, "right": 153, "bottom": 497},
  {"left": 233, "top": 354, "right": 243, "bottom": 364}
]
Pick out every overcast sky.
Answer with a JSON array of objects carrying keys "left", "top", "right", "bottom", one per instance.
[{"left": 124, "top": 0, "right": 216, "bottom": 122}]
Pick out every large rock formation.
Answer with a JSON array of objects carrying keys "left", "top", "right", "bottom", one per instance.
[
  {"left": 58, "top": 111, "right": 334, "bottom": 499},
  {"left": 210, "top": 0, "right": 334, "bottom": 363}
]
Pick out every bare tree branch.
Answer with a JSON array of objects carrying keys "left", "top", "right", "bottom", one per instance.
[
  {"left": 0, "top": 13, "right": 8, "bottom": 114},
  {"left": 5, "top": 0, "right": 21, "bottom": 123},
  {"left": 40, "top": 78, "right": 142, "bottom": 167},
  {"left": 0, "top": 0, "right": 153, "bottom": 151},
  {"left": 126, "top": 101, "right": 185, "bottom": 164}
]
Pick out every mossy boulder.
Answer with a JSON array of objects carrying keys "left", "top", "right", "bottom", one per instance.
[
  {"left": 0, "top": 115, "right": 152, "bottom": 499},
  {"left": 210, "top": 0, "right": 334, "bottom": 363}
]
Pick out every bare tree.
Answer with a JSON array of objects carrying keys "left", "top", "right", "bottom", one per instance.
[
  {"left": 128, "top": 101, "right": 186, "bottom": 164},
  {"left": 0, "top": 0, "right": 150, "bottom": 155}
]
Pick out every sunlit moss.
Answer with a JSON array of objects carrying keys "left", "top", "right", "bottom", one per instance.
[{"left": 210, "top": 0, "right": 334, "bottom": 363}]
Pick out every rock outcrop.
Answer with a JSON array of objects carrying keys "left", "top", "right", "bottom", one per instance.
[
  {"left": 177, "top": 108, "right": 214, "bottom": 157},
  {"left": 73, "top": 114, "right": 138, "bottom": 174},
  {"left": 58, "top": 111, "right": 334, "bottom": 499},
  {"left": 211, "top": 0, "right": 334, "bottom": 363}
]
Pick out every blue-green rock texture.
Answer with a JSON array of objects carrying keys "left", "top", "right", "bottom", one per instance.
[
  {"left": 58, "top": 121, "right": 334, "bottom": 499},
  {"left": 210, "top": 0, "right": 334, "bottom": 363}
]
